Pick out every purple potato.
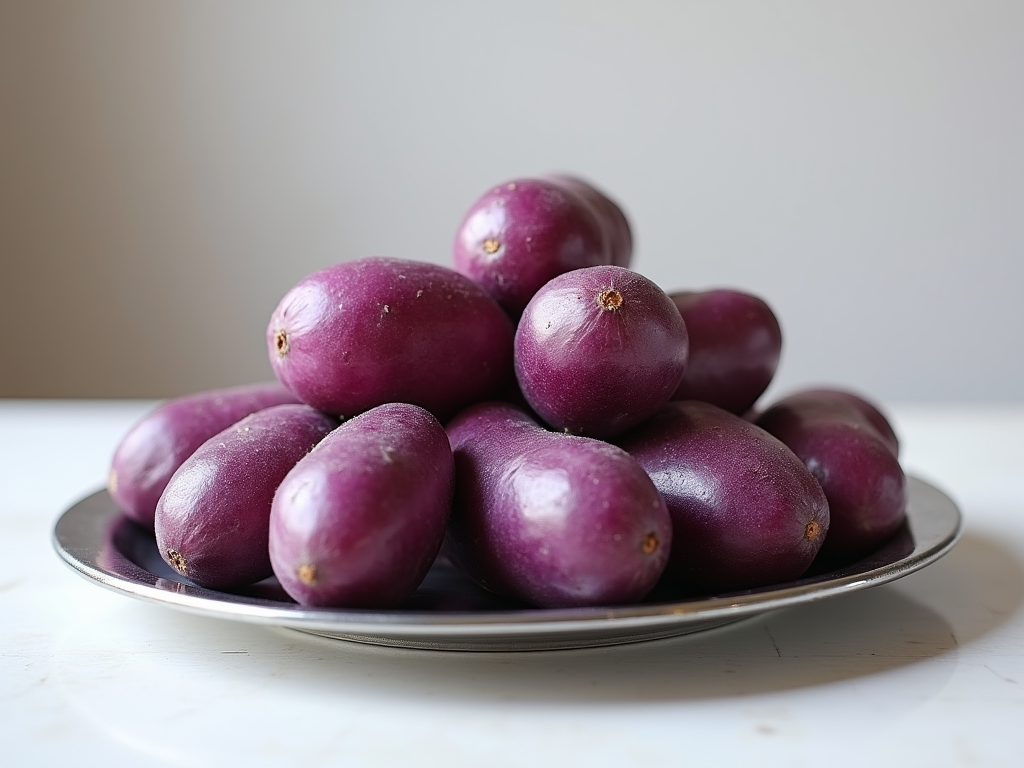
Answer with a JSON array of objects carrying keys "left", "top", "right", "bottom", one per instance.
[
  {"left": 155, "top": 404, "right": 338, "bottom": 589},
  {"left": 779, "top": 388, "right": 899, "bottom": 456},
  {"left": 669, "top": 289, "right": 783, "bottom": 415},
  {"left": 452, "top": 178, "right": 610, "bottom": 315},
  {"left": 108, "top": 382, "right": 299, "bottom": 529},
  {"left": 515, "top": 265, "right": 689, "bottom": 439},
  {"left": 757, "top": 392, "right": 906, "bottom": 561},
  {"left": 546, "top": 174, "right": 633, "bottom": 268},
  {"left": 446, "top": 402, "right": 672, "bottom": 608},
  {"left": 269, "top": 403, "right": 454, "bottom": 608},
  {"left": 617, "top": 401, "right": 830, "bottom": 592},
  {"left": 267, "top": 257, "right": 514, "bottom": 421}
]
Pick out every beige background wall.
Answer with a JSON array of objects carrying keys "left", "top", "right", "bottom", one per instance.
[{"left": 2, "top": 1, "right": 1022, "bottom": 401}]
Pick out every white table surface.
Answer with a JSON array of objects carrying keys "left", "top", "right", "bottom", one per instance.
[{"left": 2, "top": 400, "right": 1023, "bottom": 767}]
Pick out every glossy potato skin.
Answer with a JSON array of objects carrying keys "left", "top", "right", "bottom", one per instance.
[
  {"left": 669, "top": 289, "right": 782, "bottom": 415},
  {"left": 546, "top": 175, "right": 633, "bottom": 268},
  {"left": 267, "top": 257, "right": 514, "bottom": 421},
  {"left": 453, "top": 178, "right": 610, "bottom": 315},
  {"left": 515, "top": 266, "right": 689, "bottom": 440},
  {"left": 757, "top": 391, "right": 906, "bottom": 560},
  {"left": 155, "top": 405, "right": 338, "bottom": 590},
  {"left": 109, "top": 382, "right": 299, "bottom": 529},
  {"left": 617, "top": 401, "right": 830, "bottom": 592},
  {"left": 782, "top": 388, "right": 899, "bottom": 456},
  {"left": 445, "top": 402, "right": 672, "bottom": 608},
  {"left": 269, "top": 403, "right": 454, "bottom": 608}
]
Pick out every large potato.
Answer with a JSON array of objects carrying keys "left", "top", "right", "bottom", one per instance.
[
  {"left": 617, "top": 401, "right": 830, "bottom": 593},
  {"left": 269, "top": 403, "right": 453, "bottom": 608},
  {"left": 154, "top": 404, "right": 338, "bottom": 590},
  {"left": 445, "top": 402, "right": 671, "bottom": 608},
  {"left": 267, "top": 257, "right": 514, "bottom": 421}
]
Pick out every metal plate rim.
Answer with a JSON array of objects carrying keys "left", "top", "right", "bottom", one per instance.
[{"left": 52, "top": 475, "right": 961, "bottom": 649}]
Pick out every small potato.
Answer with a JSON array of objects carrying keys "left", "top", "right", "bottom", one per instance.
[
  {"left": 617, "top": 401, "right": 830, "bottom": 592},
  {"left": 669, "top": 289, "right": 782, "bottom": 415},
  {"left": 445, "top": 402, "right": 671, "bottom": 608},
  {"left": 269, "top": 403, "right": 454, "bottom": 608},
  {"left": 108, "top": 382, "right": 298, "bottom": 529},
  {"left": 155, "top": 404, "right": 338, "bottom": 590},
  {"left": 268, "top": 257, "right": 514, "bottom": 421}
]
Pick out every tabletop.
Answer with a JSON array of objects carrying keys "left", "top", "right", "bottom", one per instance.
[{"left": 2, "top": 400, "right": 1023, "bottom": 767}]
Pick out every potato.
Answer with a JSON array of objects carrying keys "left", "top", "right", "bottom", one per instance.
[
  {"left": 445, "top": 402, "right": 671, "bottom": 608},
  {"left": 269, "top": 403, "right": 453, "bottom": 608},
  {"left": 546, "top": 175, "right": 633, "bottom": 268},
  {"left": 617, "top": 401, "right": 830, "bottom": 592},
  {"left": 108, "top": 382, "right": 298, "bottom": 529},
  {"left": 757, "top": 390, "right": 906, "bottom": 561},
  {"left": 267, "top": 257, "right": 514, "bottom": 421},
  {"left": 775, "top": 388, "right": 899, "bottom": 456},
  {"left": 669, "top": 289, "right": 782, "bottom": 415},
  {"left": 154, "top": 404, "right": 338, "bottom": 590},
  {"left": 453, "top": 178, "right": 610, "bottom": 315},
  {"left": 515, "top": 265, "right": 689, "bottom": 439}
]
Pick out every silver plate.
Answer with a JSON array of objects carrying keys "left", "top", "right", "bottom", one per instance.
[{"left": 52, "top": 476, "right": 961, "bottom": 652}]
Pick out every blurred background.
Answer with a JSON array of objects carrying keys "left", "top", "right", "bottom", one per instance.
[{"left": 2, "top": 0, "right": 1022, "bottom": 402}]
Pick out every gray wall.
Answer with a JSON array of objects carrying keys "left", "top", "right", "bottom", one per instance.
[{"left": 3, "top": 1, "right": 1022, "bottom": 401}]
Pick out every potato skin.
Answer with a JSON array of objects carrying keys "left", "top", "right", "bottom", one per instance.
[
  {"left": 757, "top": 391, "right": 906, "bottom": 561},
  {"left": 546, "top": 175, "right": 633, "bottom": 268},
  {"left": 445, "top": 402, "right": 672, "bottom": 608},
  {"left": 154, "top": 404, "right": 338, "bottom": 590},
  {"left": 267, "top": 257, "right": 514, "bottom": 421},
  {"left": 617, "top": 401, "right": 830, "bottom": 592},
  {"left": 669, "top": 289, "right": 782, "bottom": 415},
  {"left": 453, "top": 178, "right": 610, "bottom": 315},
  {"left": 269, "top": 403, "right": 454, "bottom": 608},
  {"left": 777, "top": 388, "right": 900, "bottom": 456},
  {"left": 108, "top": 383, "right": 298, "bottom": 529},
  {"left": 515, "top": 266, "right": 689, "bottom": 440}
]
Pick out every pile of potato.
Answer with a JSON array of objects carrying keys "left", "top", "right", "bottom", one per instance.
[{"left": 108, "top": 176, "right": 906, "bottom": 609}]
